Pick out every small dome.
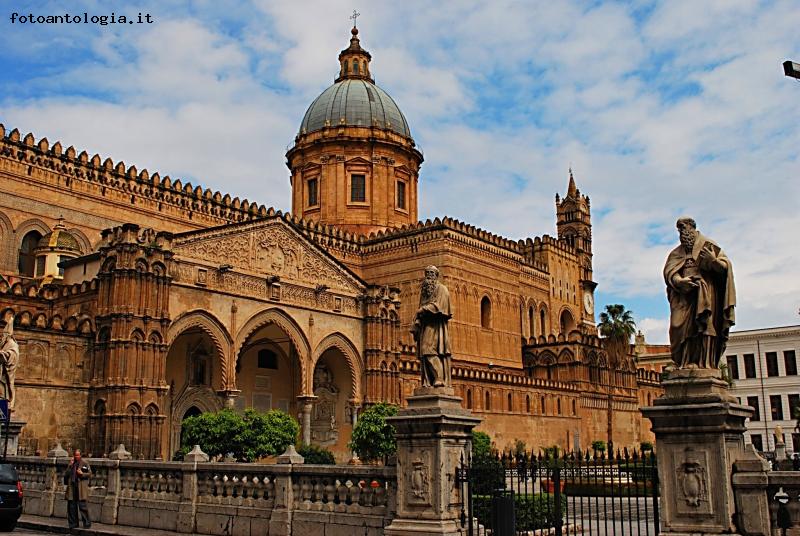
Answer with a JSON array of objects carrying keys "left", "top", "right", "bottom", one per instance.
[
  {"left": 37, "top": 226, "right": 82, "bottom": 254},
  {"left": 300, "top": 79, "right": 412, "bottom": 138}
]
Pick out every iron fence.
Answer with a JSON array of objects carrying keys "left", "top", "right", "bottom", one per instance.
[{"left": 458, "top": 448, "right": 659, "bottom": 536}]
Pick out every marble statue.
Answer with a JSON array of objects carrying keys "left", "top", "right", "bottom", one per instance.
[
  {"left": 664, "top": 217, "right": 736, "bottom": 369},
  {"left": 411, "top": 266, "right": 452, "bottom": 388},
  {"left": 0, "top": 318, "right": 18, "bottom": 407}
]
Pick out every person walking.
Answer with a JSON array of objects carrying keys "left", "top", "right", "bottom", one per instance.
[{"left": 63, "top": 449, "right": 92, "bottom": 529}]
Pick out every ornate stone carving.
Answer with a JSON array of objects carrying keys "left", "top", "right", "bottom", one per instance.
[
  {"left": 407, "top": 455, "right": 430, "bottom": 505},
  {"left": 311, "top": 364, "right": 338, "bottom": 445},
  {"left": 676, "top": 459, "right": 707, "bottom": 507},
  {"left": 172, "top": 220, "right": 362, "bottom": 294}
]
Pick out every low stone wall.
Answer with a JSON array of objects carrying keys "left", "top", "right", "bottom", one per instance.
[
  {"left": 11, "top": 456, "right": 396, "bottom": 536},
  {"left": 732, "top": 452, "right": 800, "bottom": 536}
]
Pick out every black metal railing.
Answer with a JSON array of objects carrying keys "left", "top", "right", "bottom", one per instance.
[{"left": 459, "top": 448, "right": 659, "bottom": 536}]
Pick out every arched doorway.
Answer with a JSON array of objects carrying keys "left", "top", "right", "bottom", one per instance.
[
  {"left": 235, "top": 320, "right": 304, "bottom": 431},
  {"left": 560, "top": 308, "right": 576, "bottom": 335},
  {"left": 165, "top": 328, "right": 224, "bottom": 459}
]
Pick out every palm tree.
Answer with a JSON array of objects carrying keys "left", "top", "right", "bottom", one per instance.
[{"left": 597, "top": 304, "right": 636, "bottom": 453}]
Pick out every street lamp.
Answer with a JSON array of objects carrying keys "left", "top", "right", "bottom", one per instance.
[{"left": 783, "top": 60, "right": 800, "bottom": 80}]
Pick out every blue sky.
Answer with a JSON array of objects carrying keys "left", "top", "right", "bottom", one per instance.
[{"left": 2, "top": 0, "right": 799, "bottom": 343}]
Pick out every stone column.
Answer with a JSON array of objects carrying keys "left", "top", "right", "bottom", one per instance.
[
  {"left": 348, "top": 401, "right": 361, "bottom": 465},
  {"left": 296, "top": 395, "right": 316, "bottom": 446},
  {"left": 384, "top": 387, "right": 480, "bottom": 536},
  {"left": 641, "top": 368, "right": 753, "bottom": 535}
]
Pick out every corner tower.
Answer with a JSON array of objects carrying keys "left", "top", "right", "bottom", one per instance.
[{"left": 286, "top": 25, "right": 423, "bottom": 236}]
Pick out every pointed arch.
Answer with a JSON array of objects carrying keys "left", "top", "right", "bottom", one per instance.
[
  {"left": 235, "top": 308, "right": 311, "bottom": 394},
  {"left": 168, "top": 310, "right": 233, "bottom": 389},
  {"left": 312, "top": 332, "right": 362, "bottom": 399}
]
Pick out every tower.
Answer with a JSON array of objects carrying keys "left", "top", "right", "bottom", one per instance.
[
  {"left": 286, "top": 25, "right": 423, "bottom": 236},
  {"left": 556, "top": 169, "right": 596, "bottom": 325}
]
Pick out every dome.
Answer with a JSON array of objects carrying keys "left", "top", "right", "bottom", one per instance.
[
  {"left": 299, "top": 79, "right": 412, "bottom": 138},
  {"left": 37, "top": 226, "right": 82, "bottom": 254}
]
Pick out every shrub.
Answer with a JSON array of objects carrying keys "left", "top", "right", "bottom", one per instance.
[
  {"left": 348, "top": 402, "right": 398, "bottom": 462},
  {"left": 472, "top": 431, "right": 492, "bottom": 458},
  {"left": 180, "top": 408, "right": 299, "bottom": 462},
  {"left": 591, "top": 440, "right": 607, "bottom": 453},
  {"left": 473, "top": 493, "right": 566, "bottom": 531},
  {"left": 297, "top": 444, "right": 336, "bottom": 465},
  {"left": 640, "top": 441, "right": 654, "bottom": 452}
]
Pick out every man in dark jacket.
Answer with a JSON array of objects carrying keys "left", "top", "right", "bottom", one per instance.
[{"left": 63, "top": 449, "right": 92, "bottom": 529}]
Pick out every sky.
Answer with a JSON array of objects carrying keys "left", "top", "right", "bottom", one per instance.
[{"left": 1, "top": 0, "right": 798, "bottom": 343}]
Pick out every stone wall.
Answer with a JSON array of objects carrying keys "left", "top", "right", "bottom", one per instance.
[{"left": 12, "top": 455, "right": 396, "bottom": 536}]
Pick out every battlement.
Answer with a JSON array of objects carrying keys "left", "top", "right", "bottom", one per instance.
[{"left": 0, "top": 124, "right": 269, "bottom": 229}]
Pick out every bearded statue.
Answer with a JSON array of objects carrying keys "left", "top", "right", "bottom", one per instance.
[
  {"left": 0, "top": 318, "right": 18, "bottom": 407},
  {"left": 663, "top": 217, "right": 735, "bottom": 369},
  {"left": 411, "top": 266, "right": 452, "bottom": 388}
]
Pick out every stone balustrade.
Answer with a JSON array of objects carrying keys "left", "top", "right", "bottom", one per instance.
[{"left": 8, "top": 455, "right": 396, "bottom": 536}]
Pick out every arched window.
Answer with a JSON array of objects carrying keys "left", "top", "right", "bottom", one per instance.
[
  {"left": 18, "top": 230, "right": 42, "bottom": 276},
  {"left": 353, "top": 59, "right": 359, "bottom": 74},
  {"left": 507, "top": 393, "right": 512, "bottom": 412},
  {"left": 480, "top": 296, "right": 492, "bottom": 329},
  {"left": 528, "top": 306, "right": 535, "bottom": 338},
  {"left": 526, "top": 395, "right": 531, "bottom": 413},
  {"left": 484, "top": 391, "right": 491, "bottom": 411},
  {"left": 557, "top": 398, "right": 562, "bottom": 415},
  {"left": 540, "top": 309, "right": 547, "bottom": 335},
  {"left": 466, "top": 389, "right": 472, "bottom": 409},
  {"left": 540, "top": 396, "right": 546, "bottom": 414},
  {"left": 560, "top": 309, "right": 576, "bottom": 335},
  {"left": 572, "top": 399, "right": 577, "bottom": 415}
]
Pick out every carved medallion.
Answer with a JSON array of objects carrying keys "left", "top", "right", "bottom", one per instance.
[{"left": 407, "top": 456, "right": 431, "bottom": 506}]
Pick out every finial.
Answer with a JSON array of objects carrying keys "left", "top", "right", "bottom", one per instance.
[
  {"left": 55, "top": 215, "right": 67, "bottom": 230},
  {"left": 350, "top": 9, "right": 360, "bottom": 29},
  {"left": 567, "top": 168, "right": 577, "bottom": 198}
]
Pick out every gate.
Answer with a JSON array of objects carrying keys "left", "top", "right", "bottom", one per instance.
[{"left": 458, "top": 448, "right": 659, "bottom": 536}]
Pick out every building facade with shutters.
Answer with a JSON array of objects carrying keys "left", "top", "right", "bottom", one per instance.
[{"left": 0, "top": 27, "right": 660, "bottom": 460}]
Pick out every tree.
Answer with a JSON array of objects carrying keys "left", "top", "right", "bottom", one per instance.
[
  {"left": 348, "top": 402, "right": 398, "bottom": 463},
  {"left": 180, "top": 408, "right": 299, "bottom": 462},
  {"left": 297, "top": 444, "right": 336, "bottom": 465},
  {"left": 598, "top": 304, "right": 636, "bottom": 452},
  {"left": 472, "top": 431, "right": 492, "bottom": 458}
]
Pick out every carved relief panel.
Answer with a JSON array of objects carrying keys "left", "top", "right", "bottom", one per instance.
[{"left": 311, "top": 363, "right": 338, "bottom": 445}]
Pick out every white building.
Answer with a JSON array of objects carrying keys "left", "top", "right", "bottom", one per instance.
[
  {"left": 724, "top": 325, "right": 800, "bottom": 454},
  {"left": 636, "top": 325, "right": 800, "bottom": 455}
]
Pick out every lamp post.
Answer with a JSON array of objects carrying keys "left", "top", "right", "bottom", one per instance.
[{"left": 783, "top": 60, "right": 800, "bottom": 80}]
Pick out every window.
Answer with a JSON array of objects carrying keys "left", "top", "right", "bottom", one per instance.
[
  {"left": 770, "top": 395, "right": 784, "bottom": 421},
  {"left": 751, "top": 434, "right": 763, "bottom": 452},
  {"left": 726, "top": 355, "right": 739, "bottom": 380},
  {"left": 788, "top": 394, "right": 800, "bottom": 420},
  {"left": 35, "top": 256, "right": 45, "bottom": 277},
  {"left": 507, "top": 393, "right": 512, "bottom": 412},
  {"left": 540, "top": 309, "right": 546, "bottom": 335},
  {"left": 466, "top": 389, "right": 472, "bottom": 409},
  {"left": 540, "top": 396, "right": 546, "bottom": 414},
  {"left": 353, "top": 59, "right": 359, "bottom": 74},
  {"left": 528, "top": 307, "right": 535, "bottom": 338},
  {"left": 526, "top": 395, "right": 531, "bottom": 413},
  {"left": 766, "top": 352, "right": 779, "bottom": 377},
  {"left": 350, "top": 174, "right": 366, "bottom": 202},
  {"left": 307, "top": 178, "right": 318, "bottom": 207},
  {"left": 58, "top": 255, "right": 67, "bottom": 277},
  {"left": 572, "top": 399, "right": 577, "bottom": 415},
  {"left": 557, "top": 398, "right": 562, "bottom": 415},
  {"left": 784, "top": 350, "right": 797, "bottom": 376},
  {"left": 480, "top": 297, "right": 491, "bottom": 329},
  {"left": 258, "top": 349, "right": 278, "bottom": 370},
  {"left": 484, "top": 391, "right": 491, "bottom": 411},
  {"left": 396, "top": 180, "right": 406, "bottom": 210},
  {"left": 743, "top": 354, "right": 756, "bottom": 379},
  {"left": 18, "top": 231, "right": 42, "bottom": 276},
  {"left": 190, "top": 350, "right": 210, "bottom": 386},
  {"left": 747, "top": 396, "right": 760, "bottom": 421}
]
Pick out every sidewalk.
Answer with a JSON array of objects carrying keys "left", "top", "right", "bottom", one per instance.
[{"left": 19, "top": 514, "right": 204, "bottom": 536}]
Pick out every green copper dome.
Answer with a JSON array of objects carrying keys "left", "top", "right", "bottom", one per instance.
[{"left": 299, "top": 79, "right": 412, "bottom": 138}]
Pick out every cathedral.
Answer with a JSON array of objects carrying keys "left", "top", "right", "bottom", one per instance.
[{"left": 0, "top": 27, "right": 660, "bottom": 461}]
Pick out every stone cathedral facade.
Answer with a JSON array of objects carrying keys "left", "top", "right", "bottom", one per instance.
[{"left": 0, "top": 28, "right": 660, "bottom": 461}]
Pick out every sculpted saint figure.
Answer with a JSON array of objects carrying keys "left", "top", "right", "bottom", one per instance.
[
  {"left": 411, "top": 266, "right": 452, "bottom": 388},
  {"left": 663, "top": 218, "right": 735, "bottom": 369},
  {"left": 0, "top": 318, "right": 18, "bottom": 407}
]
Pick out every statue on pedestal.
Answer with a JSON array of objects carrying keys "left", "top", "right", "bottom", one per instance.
[
  {"left": 663, "top": 217, "right": 736, "bottom": 369},
  {"left": 0, "top": 318, "right": 18, "bottom": 408},
  {"left": 411, "top": 266, "right": 452, "bottom": 388}
]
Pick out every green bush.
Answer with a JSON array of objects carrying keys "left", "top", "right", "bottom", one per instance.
[
  {"left": 473, "top": 493, "right": 565, "bottom": 531},
  {"left": 472, "top": 431, "right": 492, "bottom": 458},
  {"left": 180, "top": 408, "right": 299, "bottom": 462},
  {"left": 348, "top": 402, "right": 398, "bottom": 462},
  {"left": 640, "top": 441, "right": 654, "bottom": 452},
  {"left": 591, "top": 440, "right": 607, "bottom": 452},
  {"left": 297, "top": 444, "right": 336, "bottom": 465}
]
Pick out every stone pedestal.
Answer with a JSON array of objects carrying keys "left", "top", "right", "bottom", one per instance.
[
  {"left": 384, "top": 387, "right": 480, "bottom": 536},
  {"left": 641, "top": 369, "right": 753, "bottom": 535},
  {"left": 0, "top": 420, "right": 25, "bottom": 456}
]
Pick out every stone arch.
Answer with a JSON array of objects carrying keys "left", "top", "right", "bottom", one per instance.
[
  {"left": 312, "top": 332, "right": 362, "bottom": 400},
  {"left": 67, "top": 227, "right": 91, "bottom": 254},
  {"left": 14, "top": 218, "right": 50, "bottom": 276},
  {"left": 168, "top": 310, "right": 232, "bottom": 389},
  {"left": 169, "top": 385, "right": 223, "bottom": 456},
  {"left": 0, "top": 211, "right": 13, "bottom": 272},
  {"left": 559, "top": 306, "right": 577, "bottom": 335},
  {"left": 235, "top": 308, "right": 311, "bottom": 394}
]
